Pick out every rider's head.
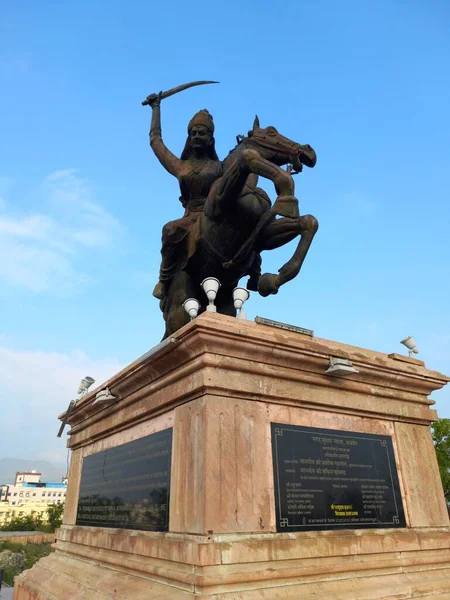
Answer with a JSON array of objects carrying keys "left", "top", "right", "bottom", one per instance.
[{"left": 181, "top": 110, "right": 219, "bottom": 161}]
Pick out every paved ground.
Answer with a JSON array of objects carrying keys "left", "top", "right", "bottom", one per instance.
[{"left": 0, "top": 587, "right": 13, "bottom": 599}]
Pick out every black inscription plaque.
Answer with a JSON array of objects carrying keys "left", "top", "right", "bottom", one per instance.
[
  {"left": 271, "top": 423, "right": 406, "bottom": 532},
  {"left": 76, "top": 428, "right": 172, "bottom": 531}
]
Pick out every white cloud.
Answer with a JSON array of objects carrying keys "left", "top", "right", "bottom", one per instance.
[
  {"left": 0, "top": 346, "right": 122, "bottom": 414},
  {"left": 0, "top": 170, "right": 123, "bottom": 292},
  {"left": 43, "top": 170, "right": 122, "bottom": 249},
  {"left": 0, "top": 241, "right": 85, "bottom": 292},
  {"left": 0, "top": 214, "right": 55, "bottom": 241},
  {"left": 0, "top": 344, "right": 123, "bottom": 461}
]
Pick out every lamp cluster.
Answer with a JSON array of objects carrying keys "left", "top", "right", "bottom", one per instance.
[{"left": 183, "top": 278, "right": 250, "bottom": 321}]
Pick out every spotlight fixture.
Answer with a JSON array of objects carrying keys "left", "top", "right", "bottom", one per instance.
[
  {"left": 92, "top": 387, "right": 116, "bottom": 406},
  {"left": 183, "top": 298, "right": 200, "bottom": 320},
  {"left": 77, "top": 376, "right": 95, "bottom": 396},
  {"left": 400, "top": 336, "right": 419, "bottom": 357},
  {"left": 325, "top": 357, "right": 359, "bottom": 377},
  {"left": 201, "top": 277, "right": 221, "bottom": 312},
  {"left": 58, "top": 376, "right": 95, "bottom": 438},
  {"left": 233, "top": 287, "right": 250, "bottom": 320}
]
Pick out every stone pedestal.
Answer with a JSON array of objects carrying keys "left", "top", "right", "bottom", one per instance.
[{"left": 14, "top": 313, "right": 450, "bottom": 599}]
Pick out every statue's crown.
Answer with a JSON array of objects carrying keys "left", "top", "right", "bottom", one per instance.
[{"left": 188, "top": 109, "right": 214, "bottom": 134}]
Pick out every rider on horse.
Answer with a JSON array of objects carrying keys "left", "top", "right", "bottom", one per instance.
[
  {"left": 144, "top": 85, "right": 318, "bottom": 337},
  {"left": 148, "top": 94, "right": 262, "bottom": 301}
]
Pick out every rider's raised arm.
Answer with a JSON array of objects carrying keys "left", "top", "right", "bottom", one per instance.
[{"left": 149, "top": 100, "right": 182, "bottom": 177}]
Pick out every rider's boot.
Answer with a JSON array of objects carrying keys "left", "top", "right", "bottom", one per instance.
[{"left": 152, "top": 281, "right": 164, "bottom": 300}]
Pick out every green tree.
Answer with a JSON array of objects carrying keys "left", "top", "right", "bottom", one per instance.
[
  {"left": 0, "top": 542, "right": 53, "bottom": 586},
  {"left": 431, "top": 418, "right": 450, "bottom": 503},
  {"left": 46, "top": 503, "right": 64, "bottom": 531},
  {"left": 0, "top": 514, "right": 43, "bottom": 532}
]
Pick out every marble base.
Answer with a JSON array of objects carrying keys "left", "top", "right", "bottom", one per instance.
[
  {"left": 14, "top": 313, "right": 450, "bottom": 599},
  {"left": 14, "top": 527, "right": 450, "bottom": 599}
]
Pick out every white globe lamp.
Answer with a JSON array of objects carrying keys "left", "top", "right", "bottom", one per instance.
[
  {"left": 183, "top": 298, "right": 200, "bottom": 320},
  {"left": 201, "top": 277, "right": 221, "bottom": 312},
  {"left": 233, "top": 287, "right": 250, "bottom": 320}
]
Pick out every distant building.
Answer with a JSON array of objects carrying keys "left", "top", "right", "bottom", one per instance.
[
  {"left": 15, "top": 470, "right": 41, "bottom": 485},
  {"left": 0, "top": 470, "right": 68, "bottom": 525}
]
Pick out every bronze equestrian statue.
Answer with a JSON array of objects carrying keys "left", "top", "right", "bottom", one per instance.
[{"left": 144, "top": 82, "right": 318, "bottom": 339}]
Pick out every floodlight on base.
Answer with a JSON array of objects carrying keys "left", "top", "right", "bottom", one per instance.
[
  {"left": 183, "top": 298, "right": 201, "bottom": 320},
  {"left": 77, "top": 376, "right": 95, "bottom": 396},
  {"left": 233, "top": 287, "right": 250, "bottom": 320},
  {"left": 201, "top": 277, "right": 221, "bottom": 312},
  {"left": 325, "top": 357, "right": 359, "bottom": 377},
  {"left": 92, "top": 387, "right": 116, "bottom": 406},
  {"left": 400, "top": 335, "right": 419, "bottom": 357}
]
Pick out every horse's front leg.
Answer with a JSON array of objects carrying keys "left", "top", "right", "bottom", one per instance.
[
  {"left": 219, "top": 151, "right": 299, "bottom": 269},
  {"left": 241, "top": 149, "right": 298, "bottom": 218},
  {"left": 256, "top": 215, "right": 319, "bottom": 296}
]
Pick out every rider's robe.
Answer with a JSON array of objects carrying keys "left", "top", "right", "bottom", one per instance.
[{"left": 159, "top": 160, "right": 223, "bottom": 282}]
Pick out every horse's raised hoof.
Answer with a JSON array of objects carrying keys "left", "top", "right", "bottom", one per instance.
[{"left": 258, "top": 273, "right": 279, "bottom": 297}]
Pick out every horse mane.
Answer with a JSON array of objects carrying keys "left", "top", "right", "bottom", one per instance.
[{"left": 222, "top": 135, "right": 251, "bottom": 169}]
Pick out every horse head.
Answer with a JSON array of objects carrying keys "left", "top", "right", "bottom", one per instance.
[{"left": 245, "top": 115, "right": 316, "bottom": 174}]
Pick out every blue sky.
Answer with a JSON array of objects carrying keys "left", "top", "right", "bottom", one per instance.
[{"left": 0, "top": 0, "right": 449, "bottom": 465}]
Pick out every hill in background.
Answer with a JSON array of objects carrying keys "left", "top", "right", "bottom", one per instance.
[{"left": 0, "top": 457, "right": 67, "bottom": 484}]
